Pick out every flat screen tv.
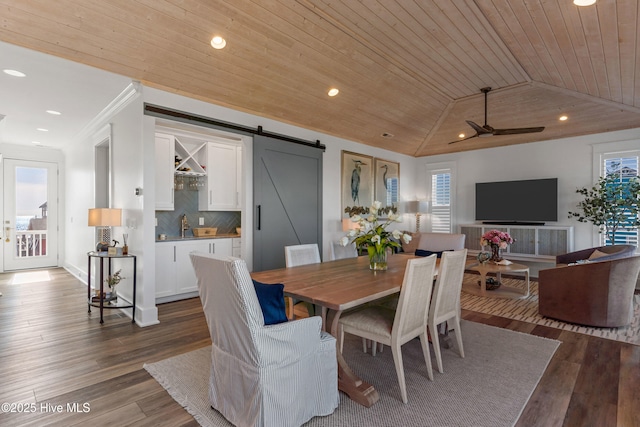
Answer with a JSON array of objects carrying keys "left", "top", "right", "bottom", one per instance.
[{"left": 475, "top": 178, "right": 558, "bottom": 224}]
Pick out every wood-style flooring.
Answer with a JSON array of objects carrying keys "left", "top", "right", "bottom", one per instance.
[{"left": 0, "top": 268, "right": 638, "bottom": 427}]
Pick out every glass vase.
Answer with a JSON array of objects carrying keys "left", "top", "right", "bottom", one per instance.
[
  {"left": 490, "top": 244, "right": 503, "bottom": 262},
  {"left": 369, "top": 251, "right": 388, "bottom": 271}
]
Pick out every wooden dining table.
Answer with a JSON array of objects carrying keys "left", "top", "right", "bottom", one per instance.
[{"left": 251, "top": 253, "right": 417, "bottom": 407}]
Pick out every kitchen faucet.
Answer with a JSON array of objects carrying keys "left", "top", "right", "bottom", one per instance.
[{"left": 181, "top": 214, "right": 190, "bottom": 238}]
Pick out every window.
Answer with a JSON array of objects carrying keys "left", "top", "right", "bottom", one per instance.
[
  {"left": 426, "top": 162, "right": 456, "bottom": 233},
  {"left": 601, "top": 152, "right": 639, "bottom": 246}
]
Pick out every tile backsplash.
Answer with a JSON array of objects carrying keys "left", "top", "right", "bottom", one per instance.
[{"left": 155, "top": 187, "right": 241, "bottom": 238}]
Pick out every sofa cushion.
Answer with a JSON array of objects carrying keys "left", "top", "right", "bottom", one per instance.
[
  {"left": 415, "top": 249, "right": 444, "bottom": 258},
  {"left": 252, "top": 280, "right": 288, "bottom": 325},
  {"left": 588, "top": 249, "right": 608, "bottom": 260},
  {"left": 416, "top": 233, "right": 466, "bottom": 252}
]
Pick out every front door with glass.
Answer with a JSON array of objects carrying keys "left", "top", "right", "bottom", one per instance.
[{"left": 3, "top": 159, "right": 59, "bottom": 271}]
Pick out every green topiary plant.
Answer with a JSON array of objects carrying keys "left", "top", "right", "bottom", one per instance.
[{"left": 568, "top": 174, "right": 640, "bottom": 244}]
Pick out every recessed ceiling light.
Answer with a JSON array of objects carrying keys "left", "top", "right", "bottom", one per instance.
[
  {"left": 37, "top": 128, "right": 49, "bottom": 132},
  {"left": 46, "top": 110, "right": 61, "bottom": 115},
  {"left": 458, "top": 133, "right": 465, "bottom": 138},
  {"left": 3, "top": 69, "right": 26, "bottom": 77},
  {"left": 559, "top": 115, "right": 568, "bottom": 121},
  {"left": 328, "top": 88, "right": 339, "bottom": 97},
  {"left": 573, "top": 0, "right": 596, "bottom": 6},
  {"left": 210, "top": 36, "right": 226, "bottom": 49},
  {"left": 32, "top": 141, "right": 42, "bottom": 145}
]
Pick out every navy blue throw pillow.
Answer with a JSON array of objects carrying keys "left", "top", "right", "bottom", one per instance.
[
  {"left": 415, "top": 249, "right": 445, "bottom": 258},
  {"left": 252, "top": 280, "right": 288, "bottom": 325}
]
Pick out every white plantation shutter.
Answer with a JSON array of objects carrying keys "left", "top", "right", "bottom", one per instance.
[
  {"left": 426, "top": 162, "right": 456, "bottom": 234},
  {"left": 431, "top": 172, "right": 451, "bottom": 233},
  {"left": 601, "top": 152, "right": 639, "bottom": 246}
]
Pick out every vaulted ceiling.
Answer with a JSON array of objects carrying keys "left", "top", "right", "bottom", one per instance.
[{"left": 1, "top": 0, "right": 639, "bottom": 157}]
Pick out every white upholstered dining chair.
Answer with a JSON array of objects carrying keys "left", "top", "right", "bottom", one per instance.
[
  {"left": 428, "top": 249, "right": 467, "bottom": 373},
  {"left": 190, "top": 252, "right": 338, "bottom": 427},
  {"left": 329, "top": 241, "right": 358, "bottom": 261},
  {"left": 284, "top": 243, "right": 321, "bottom": 318},
  {"left": 338, "top": 254, "right": 438, "bottom": 404}
]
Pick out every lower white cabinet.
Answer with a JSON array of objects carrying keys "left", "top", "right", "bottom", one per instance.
[
  {"left": 459, "top": 224, "right": 574, "bottom": 262},
  {"left": 156, "top": 238, "right": 233, "bottom": 300},
  {"left": 232, "top": 237, "right": 241, "bottom": 258}
]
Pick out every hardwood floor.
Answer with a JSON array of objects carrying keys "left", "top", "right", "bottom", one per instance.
[{"left": 0, "top": 268, "right": 638, "bottom": 427}]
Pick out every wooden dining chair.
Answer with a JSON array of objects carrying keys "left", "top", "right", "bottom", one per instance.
[
  {"left": 284, "top": 243, "right": 321, "bottom": 318},
  {"left": 428, "top": 249, "right": 467, "bottom": 373},
  {"left": 338, "top": 254, "right": 437, "bottom": 403}
]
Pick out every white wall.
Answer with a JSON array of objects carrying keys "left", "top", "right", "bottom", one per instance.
[
  {"left": 63, "top": 83, "right": 159, "bottom": 326},
  {"left": 416, "top": 128, "right": 640, "bottom": 252}
]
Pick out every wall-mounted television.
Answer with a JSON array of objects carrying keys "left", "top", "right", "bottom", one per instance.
[{"left": 475, "top": 178, "right": 558, "bottom": 225}]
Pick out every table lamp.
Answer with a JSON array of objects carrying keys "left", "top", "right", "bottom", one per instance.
[
  {"left": 404, "top": 201, "right": 429, "bottom": 232},
  {"left": 342, "top": 218, "right": 362, "bottom": 231},
  {"left": 88, "top": 208, "right": 122, "bottom": 251}
]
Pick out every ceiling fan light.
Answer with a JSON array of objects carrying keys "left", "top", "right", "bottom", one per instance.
[{"left": 573, "top": 0, "right": 596, "bottom": 6}]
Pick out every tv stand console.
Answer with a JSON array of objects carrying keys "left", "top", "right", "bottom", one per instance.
[
  {"left": 460, "top": 224, "right": 574, "bottom": 262},
  {"left": 482, "top": 221, "right": 545, "bottom": 226}
]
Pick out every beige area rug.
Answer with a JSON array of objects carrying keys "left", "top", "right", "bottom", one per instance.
[
  {"left": 460, "top": 273, "right": 640, "bottom": 345},
  {"left": 144, "top": 320, "right": 559, "bottom": 427}
]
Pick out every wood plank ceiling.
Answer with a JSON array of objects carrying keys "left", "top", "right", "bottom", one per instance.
[{"left": 0, "top": 0, "right": 639, "bottom": 157}]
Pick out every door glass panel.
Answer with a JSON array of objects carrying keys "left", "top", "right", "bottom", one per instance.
[{"left": 14, "top": 166, "right": 48, "bottom": 258}]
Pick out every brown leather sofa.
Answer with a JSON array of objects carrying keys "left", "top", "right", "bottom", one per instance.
[
  {"left": 538, "top": 254, "right": 640, "bottom": 327},
  {"left": 555, "top": 244, "right": 637, "bottom": 265}
]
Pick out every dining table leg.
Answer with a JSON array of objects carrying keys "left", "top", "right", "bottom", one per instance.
[{"left": 326, "top": 308, "right": 380, "bottom": 407}]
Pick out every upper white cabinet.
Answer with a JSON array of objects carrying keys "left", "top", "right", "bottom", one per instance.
[
  {"left": 155, "top": 133, "right": 175, "bottom": 210},
  {"left": 199, "top": 140, "right": 243, "bottom": 211}
]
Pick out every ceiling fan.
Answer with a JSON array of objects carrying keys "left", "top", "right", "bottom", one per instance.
[{"left": 448, "top": 87, "right": 545, "bottom": 144}]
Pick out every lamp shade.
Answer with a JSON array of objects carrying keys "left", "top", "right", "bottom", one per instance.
[
  {"left": 88, "top": 208, "right": 122, "bottom": 227},
  {"left": 404, "top": 200, "right": 429, "bottom": 214},
  {"left": 342, "top": 218, "right": 362, "bottom": 231}
]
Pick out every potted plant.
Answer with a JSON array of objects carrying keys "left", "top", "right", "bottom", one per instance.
[
  {"left": 105, "top": 269, "right": 124, "bottom": 301},
  {"left": 568, "top": 174, "right": 640, "bottom": 244},
  {"left": 340, "top": 201, "right": 412, "bottom": 270}
]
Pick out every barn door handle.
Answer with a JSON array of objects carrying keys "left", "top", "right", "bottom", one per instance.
[{"left": 256, "top": 205, "right": 261, "bottom": 231}]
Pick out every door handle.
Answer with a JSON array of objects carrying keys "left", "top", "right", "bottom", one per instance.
[
  {"left": 5, "top": 227, "right": 10, "bottom": 242},
  {"left": 256, "top": 205, "right": 261, "bottom": 230}
]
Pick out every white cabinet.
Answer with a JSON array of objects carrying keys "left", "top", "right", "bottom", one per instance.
[
  {"left": 199, "top": 141, "right": 242, "bottom": 211},
  {"left": 155, "top": 133, "right": 175, "bottom": 210},
  {"left": 232, "top": 237, "right": 241, "bottom": 258},
  {"left": 459, "top": 224, "right": 574, "bottom": 261},
  {"left": 155, "top": 238, "right": 233, "bottom": 301}
]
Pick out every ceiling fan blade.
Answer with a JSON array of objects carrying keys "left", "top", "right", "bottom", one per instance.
[
  {"left": 466, "top": 120, "right": 492, "bottom": 135},
  {"left": 492, "top": 127, "right": 545, "bottom": 135},
  {"left": 448, "top": 133, "right": 478, "bottom": 144}
]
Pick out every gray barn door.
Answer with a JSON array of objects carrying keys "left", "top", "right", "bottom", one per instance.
[{"left": 253, "top": 135, "right": 323, "bottom": 271}]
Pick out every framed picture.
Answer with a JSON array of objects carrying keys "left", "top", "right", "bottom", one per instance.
[
  {"left": 374, "top": 158, "right": 400, "bottom": 209},
  {"left": 341, "top": 151, "right": 373, "bottom": 213}
]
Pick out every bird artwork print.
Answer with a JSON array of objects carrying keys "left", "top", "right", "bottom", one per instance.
[
  {"left": 351, "top": 159, "right": 366, "bottom": 204},
  {"left": 380, "top": 164, "right": 388, "bottom": 190}
]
